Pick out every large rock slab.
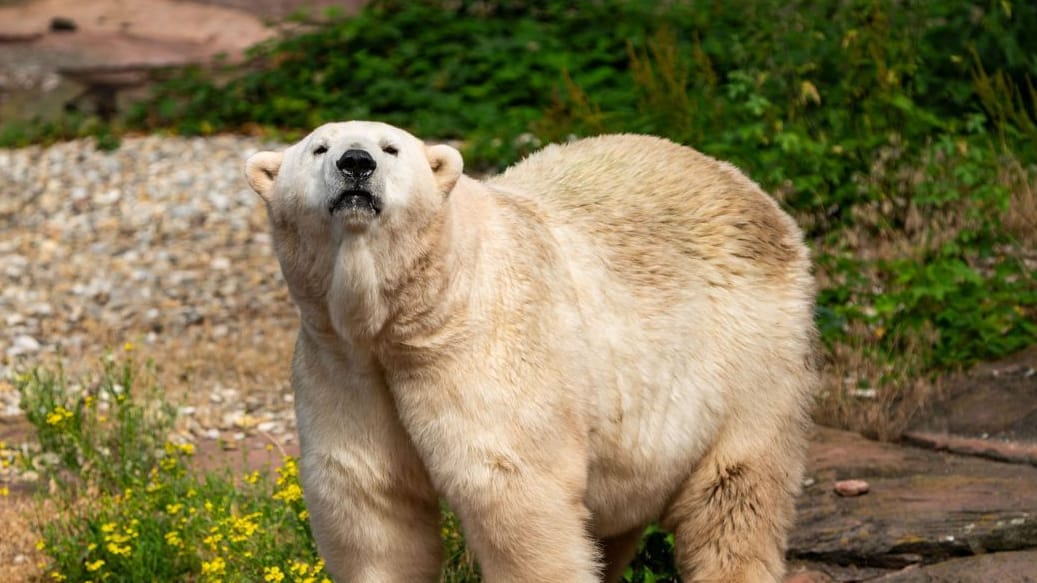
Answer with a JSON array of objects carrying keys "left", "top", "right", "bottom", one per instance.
[
  {"left": 904, "top": 345, "right": 1037, "bottom": 465},
  {"left": 792, "top": 427, "right": 1037, "bottom": 571}
]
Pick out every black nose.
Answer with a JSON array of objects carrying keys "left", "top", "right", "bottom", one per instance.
[{"left": 336, "top": 149, "right": 376, "bottom": 179}]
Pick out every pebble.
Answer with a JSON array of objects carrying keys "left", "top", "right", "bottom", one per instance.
[
  {"left": 834, "top": 479, "right": 871, "bottom": 497},
  {"left": 8, "top": 335, "right": 41, "bottom": 356}
]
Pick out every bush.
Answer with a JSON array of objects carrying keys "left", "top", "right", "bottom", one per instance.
[
  {"left": 18, "top": 356, "right": 328, "bottom": 583},
  {"left": 120, "top": 0, "right": 1036, "bottom": 369}
]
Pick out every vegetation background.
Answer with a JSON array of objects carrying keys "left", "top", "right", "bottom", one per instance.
[{"left": 4, "top": 0, "right": 1035, "bottom": 581}]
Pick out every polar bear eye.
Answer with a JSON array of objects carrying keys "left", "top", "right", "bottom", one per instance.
[
  {"left": 382, "top": 145, "right": 399, "bottom": 156},
  {"left": 313, "top": 144, "right": 328, "bottom": 156}
]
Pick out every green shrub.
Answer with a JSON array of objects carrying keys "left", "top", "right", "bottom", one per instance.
[{"left": 18, "top": 357, "right": 328, "bottom": 583}]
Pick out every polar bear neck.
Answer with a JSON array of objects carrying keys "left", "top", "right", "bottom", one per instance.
[{"left": 322, "top": 176, "right": 488, "bottom": 349}]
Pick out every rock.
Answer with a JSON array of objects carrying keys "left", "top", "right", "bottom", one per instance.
[
  {"left": 902, "top": 432, "right": 1037, "bottom": 467},
  {"left": 870, "top": 550, "right": 1037, "bottom": 582},
  {"left": 7, "top": 335, "right": 41, "bottom": 356},
  {"left": 49, "top": 17, "right": 77, "bottom": 32},
  {"left": 905, "top": 345, "right": 1037, "bottom": 465},
  {"left": 792, "top": 427, "right": 1037, "bottom": 569},
  {"left": 833, "top": 479, "right": 869, "bottom": 497}
]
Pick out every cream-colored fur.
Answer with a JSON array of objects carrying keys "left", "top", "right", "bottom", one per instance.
[{"left": 245, "top": 121, "right": 817, "bottom": 583}]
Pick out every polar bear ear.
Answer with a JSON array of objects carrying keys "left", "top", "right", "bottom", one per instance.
[
  {"left": 426, "top": 144, "right": 463, "bottom": 195},
  {"left": 245, "top": 151, "right": 284, "bottom": 201}
]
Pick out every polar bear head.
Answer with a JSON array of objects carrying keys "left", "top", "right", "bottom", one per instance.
[{"left": 245, "top": 121, "right": 463, "bottom": 233}]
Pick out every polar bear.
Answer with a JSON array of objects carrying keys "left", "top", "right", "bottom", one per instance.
[{"left": 245, "top": 121, "right": 817, "bottom": 583}]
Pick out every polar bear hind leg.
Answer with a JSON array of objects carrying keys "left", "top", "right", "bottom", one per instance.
[{"left": 661, "top": 428, "right": 804, "bottom": 583}]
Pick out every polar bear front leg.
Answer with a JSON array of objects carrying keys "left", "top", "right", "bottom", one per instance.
[
  {"left": 393, "top": 375, "right": 602, "bottom": 583},
  {"left": 293, "top": 334, "right": 441, "bottom": 582},
  {"left": 443, "top": 441, "right": 602, "bottom": 583}
]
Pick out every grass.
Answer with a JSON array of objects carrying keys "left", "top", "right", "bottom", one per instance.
[{"left": 15, "top": 356, "right": 330, "bottom": 583}]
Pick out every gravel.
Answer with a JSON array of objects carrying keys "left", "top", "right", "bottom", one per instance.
[{"left": 0, "top": 134, "right": 302, "bottom": 450}]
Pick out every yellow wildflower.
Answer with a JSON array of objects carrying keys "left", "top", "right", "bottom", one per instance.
[
  {"left": 49, "top": 571, "right": 66, "bottom": 581},
  {"left": 298, "top": 509, "right": 309, "bottom": 521},
  {"left": 166, "top": 503, "right": 183, "bottom": 515},
  {"left": 106, "top": 542, "right": 131, "bottom": 557},
  {"left": 45, "top": 406, "right": 73, "bottom": 426},
  {"left": 85, "top": 559, "right": 105, "bottom": 572},
  {"left": 202, "top": 532, "right": 223, "bottom": 551},
  {"left": 123, "top": 342, "right": 134, "bottom": 352},
  {"left": 0, "top": 486, "right": 8, "bottom": 497},
  {"left": 274, "top": 483, "right": 303, "bottom": 503},
  {"left": 289, "top": 560, "right": 310, "bottom": 576},
  {"left": 104, "top": 531, "right": 132, "bottom": 557},
  {"left": 165, "top": 530, "right": 183, "bottom": 548},
  {"left": 276, "top": 457, "right": 299, "bottom": 486},
  {"left": 244, "top": 470, "right": 259, "bottom": 484},
  {"left": 35, "top": 540, "right": 46, "bottom": 551},
  {"left": 263, "top": 566, "right": 285, "bottom": 583},
  {"left": 227, "top": 512, "right": 262, "bottom": 543},
  {"left": 201, "top": 556, "right": 226, "bottom": 578}
]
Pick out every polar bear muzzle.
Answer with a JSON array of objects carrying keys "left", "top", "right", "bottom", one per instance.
[{"left": 327, "top": 148, "right": 382, "bottom": 215}]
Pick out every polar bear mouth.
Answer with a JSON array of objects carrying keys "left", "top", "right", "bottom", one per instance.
[{"left": 328, "top": 188, "right": 382, "bottom": 215}]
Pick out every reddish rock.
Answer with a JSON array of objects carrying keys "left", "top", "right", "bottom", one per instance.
[{"left": 833, "top": 479, "right": 870, "bottom": 497}]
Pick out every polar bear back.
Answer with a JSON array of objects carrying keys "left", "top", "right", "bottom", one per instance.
[{"left": 488, "top": 134, "right": 810, "bottom": 297}]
